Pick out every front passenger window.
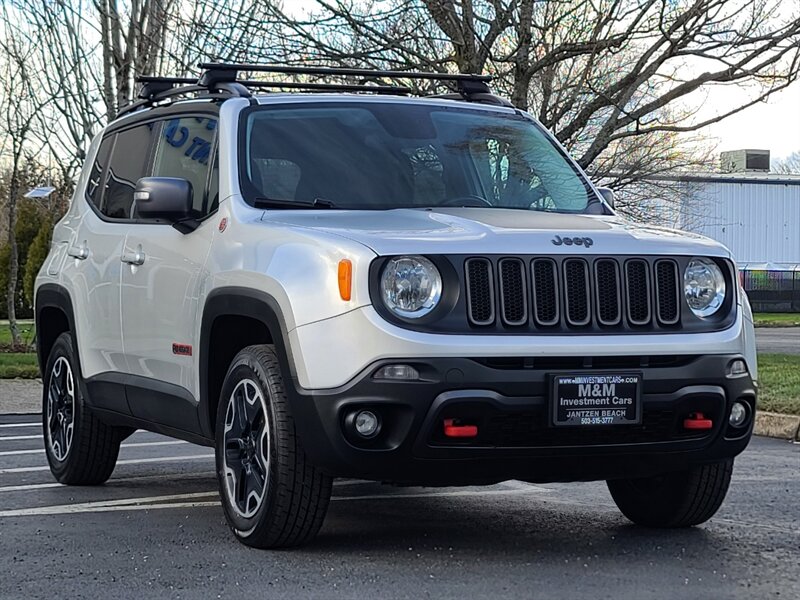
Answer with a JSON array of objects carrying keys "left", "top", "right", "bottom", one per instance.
[{"left": 151, "top": 116, "right": 218, "bottom": 218}]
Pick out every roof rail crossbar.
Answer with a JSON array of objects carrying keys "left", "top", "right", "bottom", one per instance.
[
  {"left": 119, "top": 83, "right": 210, "bottom": 118},
  {"left": 119, "top": 63, "right": 499, "bottom": 119},
  {"left": 197, "top": 62, "right": 492, "bottom": 94},
  {"left": 239, "top": 80, "right": 411, "bottom": 95}
]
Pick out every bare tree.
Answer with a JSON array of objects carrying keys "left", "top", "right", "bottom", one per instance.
[
  {"left": 0, "top": 19, "right": 45, "bottom": 346},
  {"left": 263, "top": 0, "right": 800, "bottom": 197},
  {"left": 772, "top": 151, "right": 800, "bottom": 174},
  {"left": 9, "top": 0, "right": 278, "bottom": 179}
]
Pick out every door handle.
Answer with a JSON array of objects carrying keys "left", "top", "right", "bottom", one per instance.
[
  {"left": 67, "top": 242, "right": 89, "bottom": 260},
  {"left": 121, "top": 245, "right": 146, "bottom": 266}
]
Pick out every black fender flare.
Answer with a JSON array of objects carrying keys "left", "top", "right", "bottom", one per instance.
[
  {"left": 199, "top": 287, "right": 297, "bottom": 437},
  {"left": 34, "top": 283, "right": 79, "bottom": 375}
]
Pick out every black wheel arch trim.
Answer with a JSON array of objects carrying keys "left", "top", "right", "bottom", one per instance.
[
  {"left": 199, "top": 287, "right": 297, "bottom": 438},
  {"left": 35, "top": 283, "right": 80, "bottom": 376}
]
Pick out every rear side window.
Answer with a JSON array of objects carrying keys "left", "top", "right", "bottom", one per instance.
[
  {"left": 151, "top": 116, "right": 217, "bottom": 217},
  {"left": 103, "top": 124, "right": 156, "bottom": 219},
  {"left": 85, "top": 136, "right": 113, "bottom": 210}
]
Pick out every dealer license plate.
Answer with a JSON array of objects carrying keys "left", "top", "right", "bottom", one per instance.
[{"left": 551, "top": 373, "right": 641, "bottom": 427}]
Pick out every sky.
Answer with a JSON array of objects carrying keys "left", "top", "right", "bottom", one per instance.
[{"left": 701, "top": 82, "right": 800, "bottom": 161}]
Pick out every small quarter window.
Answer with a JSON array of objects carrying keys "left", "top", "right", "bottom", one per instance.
[
  {"left": 86, "top": 136, "right": 113, "bottom": 210},
  {"left": 103, "top": 124, "right": 156, "bottom": 219}
]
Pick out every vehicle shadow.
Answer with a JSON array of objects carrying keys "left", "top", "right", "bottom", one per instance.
[{"left": 312, "top": 483, "right": 721, "bottom": 560}]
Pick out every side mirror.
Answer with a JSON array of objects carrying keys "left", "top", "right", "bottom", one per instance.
[
  {"left": 596, "top": 186, "right": 615, "bottom": 209},
  {"left": 135, "top": 177, "right": 193, "bottom": 221}
]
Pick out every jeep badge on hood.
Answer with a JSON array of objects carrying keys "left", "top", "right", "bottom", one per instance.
[{"left": 552, "top": 235, "right": 594, "bottom": 247}]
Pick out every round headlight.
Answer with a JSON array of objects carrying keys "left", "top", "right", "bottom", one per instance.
[
  {"left": 684, "top": 258, "right": 726, "bottom": 317},
  {"left": 380, "top": 256, "right": 442, "bottom": 318}
]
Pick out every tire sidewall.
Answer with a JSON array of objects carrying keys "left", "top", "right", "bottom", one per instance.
[
  {"left": 215, "top": 351, "right": 280, "bottom": 539},
  {"left": 42, "top": 332, "right": 86, "bottom": 480}
]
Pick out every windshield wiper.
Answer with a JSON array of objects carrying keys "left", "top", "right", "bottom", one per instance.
[{"left": 253, "top": 196, "right": 337, "bottom": 210}]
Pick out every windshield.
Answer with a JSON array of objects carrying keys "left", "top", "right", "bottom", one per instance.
[{"left": 240, "top": 102, "right": 604, "bottom": 213}]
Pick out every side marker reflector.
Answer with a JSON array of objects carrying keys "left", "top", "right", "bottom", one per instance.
[
  {"left": 443, "top": 419, "right": 478, "bottom": 438},
  {"left": 338, "top": 259, "right": 352, "bottom": 301},
  {"left": 683, "top": 412, "right": 713, "bottom": 430}
]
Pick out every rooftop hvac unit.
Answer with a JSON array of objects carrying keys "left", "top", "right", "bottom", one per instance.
[{"left": 720, "top": 149, "right": 770, "bottom": 173}]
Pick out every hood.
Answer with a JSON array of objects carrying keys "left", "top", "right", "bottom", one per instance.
[{"left": 261, "top": 207, "right": 731, "bottom": 258}]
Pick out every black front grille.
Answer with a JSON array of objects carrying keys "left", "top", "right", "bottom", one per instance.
[
  {"left": 465, "top": 258, "right": 495, "bottom": 325},
  {"left": 595, "top": 259, "right": 621, "bottom": 325},
  {"left": 498, "top": 259, "right": 527, "bottom": 325},
  {"left": 655, "top": 260, "right": 680, "bottom": 325},
  {"left": 532, "top": 259, "right": 559, "bottom": 326},
  {"left": 625, "top": 259, "right": 651, "bottom": 325},
  {"left": 563, "top": 259, "right": 590, "bottom": 326},
  {"left": 463, "top": 256, "right": 683, "bottom": 332}
]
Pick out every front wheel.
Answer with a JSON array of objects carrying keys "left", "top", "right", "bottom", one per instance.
[
  {"left": 607, "top": 459, "right": 733, "bottom": 528},
  {"left": 215, "top": 344, "right": 332, "bottom": 548}
]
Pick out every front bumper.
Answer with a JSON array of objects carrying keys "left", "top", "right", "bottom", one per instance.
[{"left": 288, "top": 353, "right": 756, "bottom": 485}]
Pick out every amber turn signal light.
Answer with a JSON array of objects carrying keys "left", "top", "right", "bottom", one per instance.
[{"left": 338, "top": 259, "right": 352, "bottom": 301}]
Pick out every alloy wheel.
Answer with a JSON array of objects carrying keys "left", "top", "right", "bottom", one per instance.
[
  {"left": 46, "top": 356, "right": 75, "bottom": 461},
  {"left": 222, "top": 379, "right": 270, "bottom": 518}
]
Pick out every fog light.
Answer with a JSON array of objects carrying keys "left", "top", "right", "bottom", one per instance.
[
  {"left": 729, "top": 402, "right": 748, "bottom": 428},
  {"left": 374, "top": 364, "right": 420, "bottom": 380},
  {"left": 354, "top": 410, "right": 380, "bottom": 438},
  {"left": 726, "top": 359, "right": 748, "bottom": 378}
]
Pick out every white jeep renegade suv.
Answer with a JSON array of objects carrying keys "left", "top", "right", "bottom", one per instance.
[{"left": 35, "top": 64, "right": 758, "bottom": 548}]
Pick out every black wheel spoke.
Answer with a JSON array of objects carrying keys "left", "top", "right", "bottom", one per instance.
[
  {"left": 236, "top": 390, "right": 248, "bottom": 431},
  {"left": 246, "top": 465, "right": 265, "bottom": 501}
]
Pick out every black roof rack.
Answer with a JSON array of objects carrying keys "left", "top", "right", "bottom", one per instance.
[
  {"left": 118, "top": 63, "right": 505, "bottom": 118},
  {"left": 239, "top": 80, "right": 412, "bottom": 94}
]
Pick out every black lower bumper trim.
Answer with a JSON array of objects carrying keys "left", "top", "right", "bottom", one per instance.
[{"left": 287, "top": 354, "right": 756, "bottom": 485}]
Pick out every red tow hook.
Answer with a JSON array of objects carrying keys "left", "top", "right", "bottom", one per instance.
[
  {"left": 443, "top": 419, "right": 478, "bottom": 438},
  {"left": 683, "top": 412, "right": 714, "bottom": 430}
]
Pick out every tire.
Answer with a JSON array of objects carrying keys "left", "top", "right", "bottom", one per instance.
[
  {"left": 607, "top": 459, "right": 734, "bottom": 528},
  {"left": 43, "top": 332, "right": 128, "bottom": 485},
  {"left": 215, "top": 344, "right": 332, "bottom": 548}
]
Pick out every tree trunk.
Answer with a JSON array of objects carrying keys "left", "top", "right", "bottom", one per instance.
[{"left": 6, "top": 166, "right": 21, "bottom": 348}]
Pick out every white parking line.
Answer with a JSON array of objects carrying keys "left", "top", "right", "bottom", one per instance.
[
  {"left": 0, "top": 491, "right": 219, "bottom": 517},
  {"left": 0, "top": 453, "right": 214, "bottom": 474},
  {"left": 0, "top": 422, "right": 40, "bottom": 429},
  {"left": 0, "top": 440, "right": 188, "bottom": 457},
  {"left": 0, "top": 485, "right": 551, "bottom": 517},
  {"left": 0, "top": 435, "right": 41, "bottom": 441},
  {"left": 0, "top": 471, "right": 217, "bottom": 493}
]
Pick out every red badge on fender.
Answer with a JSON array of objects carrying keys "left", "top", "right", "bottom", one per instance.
[
  {"left": 172, "top": 343, "right": 192, "bottom": 356},
  {"left": 218, "top": 217, "right": 228, "bottom": 233}
]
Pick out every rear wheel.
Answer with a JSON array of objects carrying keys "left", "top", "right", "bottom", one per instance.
[
  {"left": 43, "top": 332, "right": 129, "bottom": 485},
  {"left": 215, "top": 344, "right": 332, "bottom": 548},
  {"left": 607, "top": 459, "right": 733, "bottom": 528}
]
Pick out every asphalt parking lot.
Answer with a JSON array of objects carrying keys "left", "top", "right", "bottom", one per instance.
[
  {"left": 755, "top": 327, "right": 800, "bottom": 355},
  {"left": 0, "top": 414, "right": 797, "bottom": 600}
]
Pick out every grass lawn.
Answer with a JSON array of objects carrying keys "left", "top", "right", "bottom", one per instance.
[
  {"left": 0, "top": 353, "right": 39, "bottom": 379},
  {"left": 753, "top": 313, "right": 800, "bottom": 327},
  {"left": 0, "top": 320, "right": 36, "bottom": 348},
  {"left": 757, "top": 354, "right": 800, "bottom": 416},
  {"left": 0, "top": 345, "right": 797, "bottom": 416}
]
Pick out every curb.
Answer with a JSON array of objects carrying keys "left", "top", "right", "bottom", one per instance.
[{"left": 754, "top": 411, "right": 800, "bottom": 441}]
